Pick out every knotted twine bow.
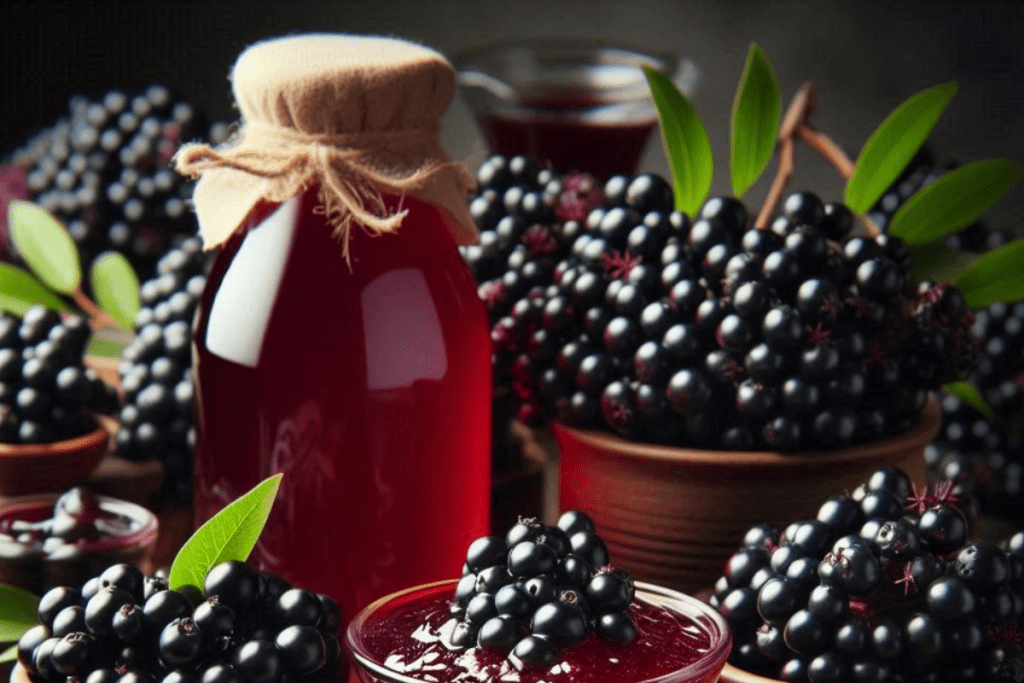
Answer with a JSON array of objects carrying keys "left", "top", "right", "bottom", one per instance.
[{"left": 174, "top": 119, "right": 477, "bottom": 267}]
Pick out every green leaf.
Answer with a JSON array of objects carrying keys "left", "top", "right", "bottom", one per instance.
[
  {"left": 168, "top": 474, "right": 283, "bottom": 592},
  {"left": 643, "top": 65, "right": 714, "bottom": 217},
  {"left": 730, "top": 44, "right": 781, "bottom": 198},
  {"left": 0, "top": 643, "right": 17, "bottom": 663},
  {"left": 889, "top": 160, "right": 1023, "bottom": 245},
  {"left": 0, "top": 583, "right": 40, "bottom": 644},
  {"left": 0, "top": 263, "right": 70, "bottom": 316},
  {"left": 953, "top": 239, "right": 1024, "bottom": 307},
  {"left": 909, "top": 242, "right": 974, "bottom": 285},
  {"left": 844, "top": 82, "right": 958, "bottom": 214},
  {"left": 87, "top": 332, "right": 127, "bottom": 359},
  {"left": 90, "top": 252, "right": 140, "bottom": 331},
  {"left": 942, "top": 381, "right": 998, "bottom": 423},
  {"left": 7, "top": 200, "right": 81, "bottom": 294}
]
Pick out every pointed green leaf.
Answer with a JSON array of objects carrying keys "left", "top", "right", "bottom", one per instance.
[
  {"left": 730, "top": 44, "right": 781, "bottom": 198},
  {"left": 909, "top": 242, "right": 974, "bottom": 285},
  {"left": 0, "top": 643, "right": 17, "bottom": 663},
  {"left": 889, "top": 160, "right": 1023, "bottom": 245},
  {"left": 643, "top": 65, "right": 714, "bottom": 217},
  {"left": 953, "top": 239, "right": 1024, "bottom": 307},
  {"left": 91, "top": 252, "right": 140, "bottom": 331},
  {"left": 0, "top": 263, "right": 70, "bottom": 316},
  {"left": 7, "top": 200, "right": 81, "bottom": 294},
  {"left": 168, "top": 474, "right": 283, "bottom": 592},
  {"left": 0, "top": 583, "right": 40, "bottom": 644},
  {"left": 87, "top": 332, "right": 127, "bottom": 359},
  {"left": 942, "top": 381, "right": 998, "bottom": 423},
  {"left": 844, "top": 82, "right": 958, "bottom": 214}
]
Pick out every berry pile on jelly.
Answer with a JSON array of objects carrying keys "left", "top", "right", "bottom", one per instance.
[
  {"left": 4, "top": 86, "right": 225, "bottom": 280},
  {"left": 463, "top": 154, "right": 977, "bottom": 450},
  {"left": 711, "top": 466, "right": 1024, "bottom": 682},
  {"left": 0, "top": 487, "right": 139, "bottom": 568},
  {"left": 0, "top": 305, "right": 116, "bottom": 443},
  {"left": 925, "top": 300, "right": 1024, "bottom": 525},
  {"left": 448, "top": 511, "right": 636, "bottom": 667},
  {"left": 116, "top": 237, "right": 206, "bottom": 500},
  {"left": 17, "top": 560, "right": 342, "bottom": 683}
]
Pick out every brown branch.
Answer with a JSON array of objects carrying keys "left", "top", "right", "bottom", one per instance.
[
  {"left": 755, "top": 83, "right": 817, "bottom": 229},
  {"left": 70, "top": 287, "right": 119, "bottom": 331},
  {"left": 797, "top": 127, "right": 855, "bottom": 179}
]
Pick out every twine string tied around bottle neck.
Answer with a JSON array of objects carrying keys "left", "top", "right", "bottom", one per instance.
[{"left": 174, "top": 119, "right": 465, "bottom": 266}]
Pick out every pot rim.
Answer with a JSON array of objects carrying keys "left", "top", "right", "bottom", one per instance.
[
  {"left": 0, "top": 416, "right": 108, "bottom": 460},
  {"left": 553, "top": 396, "right": 940, "bottom": 468}
]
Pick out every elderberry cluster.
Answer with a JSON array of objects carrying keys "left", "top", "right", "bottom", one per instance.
[
  {"left": 116, "top": 237, "right": 207, "bottom": 500},
  {"left": 925, "top": 300, "right": 1024, "bottom": 524},
  {"left": 711, "top": 466, "right": 1024, "bottom": 682},
  {"left": 0, "top": 305, "right": 116, "bottom": 443},
  {"left": 17, "top": 561, "right": 342, "bottom": 683},
  {"left": 447, "top": 511, "right": 636, "bottom": 668},
  {"left": 5, "top": 86, "right": 224, "bottom": 280},
  {"left": 464, "top": 154, "right": 977, "bottom": 451}
]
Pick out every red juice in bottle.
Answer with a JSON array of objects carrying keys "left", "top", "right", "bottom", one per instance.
[{"left": 193, "top": 186, "right": 492, "bottom": 627}]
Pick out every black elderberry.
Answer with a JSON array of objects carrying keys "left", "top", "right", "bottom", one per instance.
[
  {"left": 231, "top": 640, "right": 282, "bottom": 683},
  {"left": 783, "top": 609, "right": 829, "bottom": 656},
  {"left": 159, "top": 617, "right": 204, "bottom": 667},
  {"left": 84, "top": 587, "right": 135, "bottom": 636},
  {"left": 204, "top": 561, "right": 261, "bottom": 613},
  {"left": 511, "top": 634, "right": 557, "bottom": 667},
  {"left": 276, "top": 588, "right": 323, "bottom": 628}
]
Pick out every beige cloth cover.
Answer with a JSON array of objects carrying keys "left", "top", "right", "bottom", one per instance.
[{"left": 174, "top": 34, "right": 478, "bottom": 261}]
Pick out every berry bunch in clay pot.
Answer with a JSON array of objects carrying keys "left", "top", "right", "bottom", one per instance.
[
  {"left": 0, "top": 305, "right": 116, "bottom": 444},
  {"left": 712, "top": 465, "right": 1024, "bottom": 682},
  {"left": 0, "top": 86, "right": 224, "bottom": 282},
  {"left": 1, "top": 475, "right": 347, "bottom": 683},
  {"left": 462, "top": 44, "right": 1023, "bottom": 453}
]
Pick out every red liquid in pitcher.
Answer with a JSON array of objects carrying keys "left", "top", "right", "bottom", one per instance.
[
  {"left": 193, "top": 188, "right": 491, "bottom": 628},
  {"left": 478, "top": 96, "right": 657, "bottom": 179}
]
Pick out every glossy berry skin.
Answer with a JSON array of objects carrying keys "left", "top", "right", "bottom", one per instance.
[
  {"left": 511, "top": 635, "right": 556, "bottom": 667},
  {"left": 477, "top": 615, "right": 520, "bottom": 651},
  {"left": 275, "top": 625, "right": 326, "bottom": 674},
  {"left": 276, "top": 589, "right": 324, "bottom": 628},
  {"left": 204, "top": 561, "right": 261, "bottom": 613},
  {"left": 159, "top": 618, "right": 204, "bottom": 667},
  {"left": 531, "top": 602, "right": 587, "bottom": 648},
  {"left": 231, "top": 640, "right": 282, "bottom": 683}
]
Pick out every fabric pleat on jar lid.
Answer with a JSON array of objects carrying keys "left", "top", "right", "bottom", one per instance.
[{"left": 173, "top": 33, "right": 478, "bottom": 262}]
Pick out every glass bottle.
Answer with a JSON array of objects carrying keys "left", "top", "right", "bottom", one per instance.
[{"left": 179, "top": 34, "right": 491, "bottom": 629}]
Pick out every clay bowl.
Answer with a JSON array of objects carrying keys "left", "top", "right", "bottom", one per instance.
[
  {"left": 0, "top": 491, "right": 158, "bottom": 595},
  {"left": 556, "top": 398, "right": 940, "bottom": 595},
  {"left": 0, "top": 417, "right": 111, "bottom": 496}
]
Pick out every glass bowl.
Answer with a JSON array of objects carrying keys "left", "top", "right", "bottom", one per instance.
[
  {"left": 452, "top": 38, "right": 699, "bottom": 178},
  {"left": 345, "top": 578, "right": 732, "bottom": 683}
]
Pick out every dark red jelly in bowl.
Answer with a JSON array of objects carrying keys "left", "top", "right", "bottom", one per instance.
[
  {"left": 346, "top": 579, "right": 731, "bottom": 683},
  {"left": 0, "top": 491, "right": 158, "bottom": 594}
]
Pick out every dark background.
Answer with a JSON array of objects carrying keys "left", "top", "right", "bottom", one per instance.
[{"left": 3, "top": 0, "right": 1023, "bottom": 226}]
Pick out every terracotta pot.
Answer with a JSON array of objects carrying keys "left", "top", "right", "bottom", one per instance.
[
  {"left": 555, "top": 398, "right": 940, "bottom": 595},
  {"left": 0, "top": 416, "right": 111, "bottom": 497}
]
